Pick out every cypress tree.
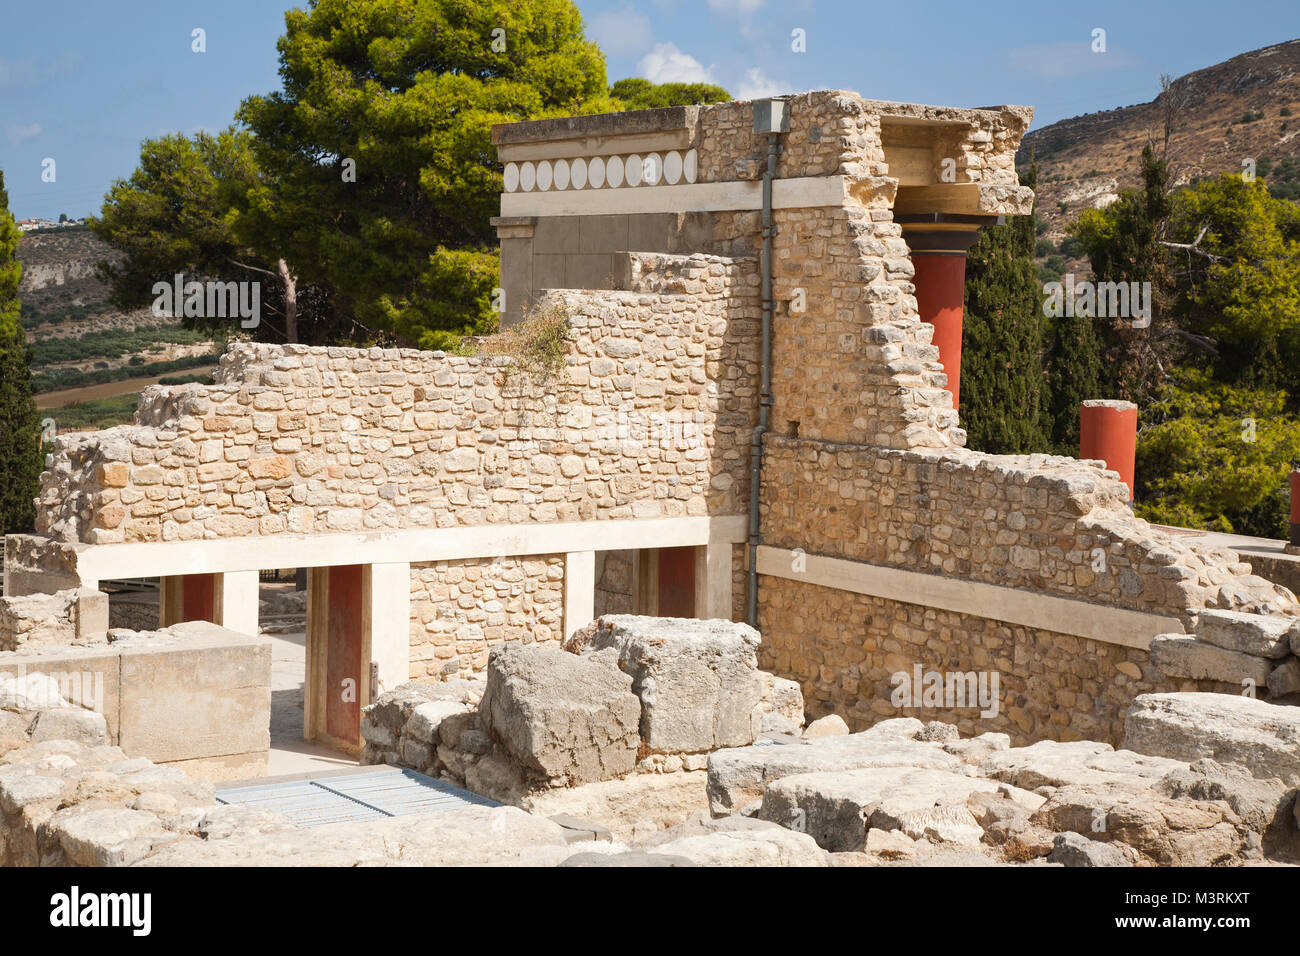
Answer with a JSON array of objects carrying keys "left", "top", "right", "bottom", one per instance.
[
  {"left": 960, "top": 161, "right": 1049, "bottom": 453},
  {"left": 0, "top": 171, "right": 42, "bottom": 536},
  {"left": 1043, "top": 309, "right": 1105, "bottom": 455}
]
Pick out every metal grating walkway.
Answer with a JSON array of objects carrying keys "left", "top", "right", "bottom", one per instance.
[{"left": 216, "top": 766, "right": 498, "bottom": 829}]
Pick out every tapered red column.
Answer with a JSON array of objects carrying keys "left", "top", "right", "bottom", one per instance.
[
  {"left": 911, "top": 252, "right": 969, "bottom": 408},
  {"left": 897, "top": 217, "right": 989, "bottom": 412},
  {"left": 1080, "top": 399, "right": 1138, "bottom": 501}
]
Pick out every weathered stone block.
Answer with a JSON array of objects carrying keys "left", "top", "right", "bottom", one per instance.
[
  {"left": 1194, "top": 610, "right": 1294, "bottom": 659},
  {"left": 480, "top": 644, "right": 640, "bottom": 785},
  {"left": 568, "top": 615, "right": 763, "bottom": 753},
  {"left": 1148, "top": 634, "right": 1272, "bottom": 686},
  {"left": 1124, "top": 692, "right": 1300, "bottom": 784}
]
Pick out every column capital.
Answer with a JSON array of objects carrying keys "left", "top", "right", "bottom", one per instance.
[{"left": 897, "top": 213, "right": 1001, "bottom": 255}]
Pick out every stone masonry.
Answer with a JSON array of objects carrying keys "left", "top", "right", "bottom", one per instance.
[{"left": 11, "top": 89, "right": 1300, "bottom": 749}]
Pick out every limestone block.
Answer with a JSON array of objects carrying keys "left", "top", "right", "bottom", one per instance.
[
  {"left": 1148, "top": 634, "right": 1272, "bottom": 686},
  {"left": 706, "top": 726, "right": 963, "bottom": 816},
  {"left": 568, "top": 615, "right": 763, "bottom": 753},
  {"left": 1047, "top": 832, "right": 1131, "bottom": 867},
  {"left": 117, "top": 623, "right": 271, "bottom": 764},
  {"left": 760, "top": 765, "right": 1000, "bottom": 851},
  {"left": 1194, "top": 609, "right": 1294, "bottom": 659},
  {"left": 979, "top": 740, "right": 1184, "bottom": 791},
  {"left": 1267, "top": 657, "right": 1300, "bottom": 697},
  {"left": 480, "top": 644, "right": 640, "bottom": 785},
  {"left": 1124, "top": 692, "right": 1300, "bottom": 784}
]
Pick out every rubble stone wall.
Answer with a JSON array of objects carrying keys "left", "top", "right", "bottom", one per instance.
[
  {"left": 408, "top": 555, "right": 565, "bottom": 682},
  {"left": 34, "top": 255, "right": 760, "bottom": 546},
  {"left": 758, "top": 576, "right": 1204, "bottom": 746},
  {"left": 761, "top": 437, "right": 1296, "bottom": 618}
]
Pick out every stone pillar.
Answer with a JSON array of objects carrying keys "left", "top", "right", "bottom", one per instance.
[
  {"left": 698, "top": 539, "right": 734, "bottom": 620},
  {"left": 491, "top": 215, "right": 537, "bottom": 328},
  {"left": 898, "top": 216, "right": 991, "bottom": 412},
  {"left": 216, "top": 570, "right": 259, "bottom": 636},
  {"left": 563, "top": 550, "right": 596, "bottom": 640},
  {"left": 365, "top": 562, "right": 410, "bottom": 698},
  {"left": 1080, "top": 399, "right": 1139, "bottom": 500}
]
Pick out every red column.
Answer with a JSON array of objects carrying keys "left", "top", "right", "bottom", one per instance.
[
  {"left": 911, "top": 253, "right": 968, "bottom": 409},
  {"left": 1080, "top": 400, "right": 1138, "bottom": 500},
  {"left": 181, "top": 573, "right": 217, "bottom": 623},
  {"left": 324, "top": 564, "right": 364, "bottom": 746}
]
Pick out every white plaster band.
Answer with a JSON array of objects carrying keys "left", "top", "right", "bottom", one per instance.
[
  {"left": 69, "top": 514, "right": 749, "bottom": 583},
  {"left": 755, "top": 545, "right": 1183, "bottom": 650},
  {"left": 500, "top": 174, "right": 852, "bottom": 216}
]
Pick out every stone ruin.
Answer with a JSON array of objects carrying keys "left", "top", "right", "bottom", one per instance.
[
  {"left": 7, "top": 613, "right": 1300, "bottom": 867},
  {"left": 4, "top": 89, "right": 1300, "bottom": 867}
]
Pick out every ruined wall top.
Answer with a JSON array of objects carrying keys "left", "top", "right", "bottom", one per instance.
[{"left": 492, "top": 90, "right": 1035, "bottom": 218}]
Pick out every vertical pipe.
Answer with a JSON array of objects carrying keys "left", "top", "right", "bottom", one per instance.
[
  {"left": 1290, "top": 469, "right": 1300, "bottom": 548},
  {"left": 747, "top": 132, "right": 779, "bottom": 627}
]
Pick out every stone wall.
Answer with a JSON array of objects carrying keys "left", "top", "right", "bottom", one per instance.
[
  {"left": 1, "top": 587, "right": 107, "bottom": 651},
  {"left": 761, "top": 438, "right": 1295, "bottom": 618},
  {"left": 34, "top": 253, "right": 759, "bottom": 546},
  {"left": 759, "top": 577, "right": 1197, "bottom": 746},
  {"left": 757, "top": 435, "right": 1300, "bottom": 744},
  {"left": 408, "top": 555, "right": 565, "bottom": 681}
]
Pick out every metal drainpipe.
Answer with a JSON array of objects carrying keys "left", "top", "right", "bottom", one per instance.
[{"left": 747, "top": 127, "right": 782, "bottom": 627}]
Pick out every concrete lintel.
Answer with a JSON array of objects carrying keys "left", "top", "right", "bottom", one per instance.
[
  {"left": 493, "top": 105, "right": 699, "bottom": 146},
  {"left": 498, "top": 129, "right": 696, "bottom": 163},
  {"left": 69, "top": 515, "right": 748, "bottom": 583},
  {"left": 755, "top": 545, "right": 1184, "bottom": 650},
  {"left": 500, "top": 175, "right": 848, "bottom": 218}
]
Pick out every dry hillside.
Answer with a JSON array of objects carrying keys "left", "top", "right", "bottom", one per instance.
[{"left": 1019, "top": 39, "right": 1300, "bottom": 236}]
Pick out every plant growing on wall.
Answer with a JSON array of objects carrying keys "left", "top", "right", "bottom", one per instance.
[{"left": 468, "top": 304, "right": 573, "bottom": 414}]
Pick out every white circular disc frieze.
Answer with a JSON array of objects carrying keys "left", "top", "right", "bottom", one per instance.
[
  {"left": 503, "top": 162, "right": 519, "bottom": 192},
  {"left": 664, "top": 151, "right": 682, "bottom": 184},
  {"left": 536, "top": 160, "right": 553, "bottom": 191},
  {"left": 683, "top": 149, "right": 698, "bottom": 184},
  {"left": 571, "top": 157, "right": 588, "bottom": 189},
  {"left": 554, "top": 158, "right": 570, "bottom": 190},
  {"left": 588, "top": 156, "right": 605, "bottom": 188},
  {"left": 606, "top": 155, "right": 625, "bottom": 188},
  {"left": 643, "top": 152, "right": 662, "bottom": 185},
  {"left": 519, "top": 161, "right": 536, "bottom": 191}
]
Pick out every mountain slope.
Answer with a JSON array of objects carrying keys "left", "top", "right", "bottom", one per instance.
[{"left": 1019, "top": 39, "right": 1300, "bottom": 234}]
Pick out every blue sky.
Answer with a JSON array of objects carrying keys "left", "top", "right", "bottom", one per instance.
[{"left": 1, "top": 0, "right": 1295, "bottom": 220}]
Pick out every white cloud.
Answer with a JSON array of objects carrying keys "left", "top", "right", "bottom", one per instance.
[
  {"left": 6, "top": 123, "right": 41, "bottom": 144},
  {"left": 1007, "top": 42, "right": 1138, "bottom": 78},
  {"left": 588, "top": 8, "right": 655, "bottom": 58},
  {"left": 706, "top": 0, "right": 766, "bottom": 15},
  {"left": 734, "top": 67, "right": 788, "bottom": 100},
  {"left": 637, "top": 43, "right": 716, "bottom": 85}
]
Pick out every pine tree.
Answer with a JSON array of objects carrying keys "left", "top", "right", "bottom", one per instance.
[
  {"left": 1072, "top": 144, "right": 1174, "bottom": 407},
  {"left": 960, "top": 161, "right": 1050, "bottom": 453},
  {"left": 0, "top": 171, "right": 42, "bottom": 535}
]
